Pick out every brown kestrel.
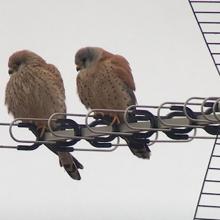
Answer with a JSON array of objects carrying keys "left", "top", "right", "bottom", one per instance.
[
  {"left": 5, "top": 50, "right": 83, "bottom": 180},
  {"left": 75, "top": 47, "right": 150, "bottom": 159}
]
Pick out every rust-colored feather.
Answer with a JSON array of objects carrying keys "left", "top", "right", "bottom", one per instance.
[{"left": 102, "top": 52, "right": 136, "bottom": 91}]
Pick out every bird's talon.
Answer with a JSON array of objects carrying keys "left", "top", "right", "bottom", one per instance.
[
  {"left": 37, "top": 125, "right": 47, "bottom": 138},
  {"left": 93, "top": 112, "right": 105, "bottom": 119},
  {"left": 110, "top": 115, "right": 120, "bottom": 126}
]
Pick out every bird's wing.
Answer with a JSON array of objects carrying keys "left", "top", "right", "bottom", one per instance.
[
  {"left": 109, "top": 54, "right": 136, "bottom": 91},
  {"left": 76, "top": 75, "right": 90, "bottom": 109},
  {"left": 46, "top": 63, "right": 66, "bottom": 101}
]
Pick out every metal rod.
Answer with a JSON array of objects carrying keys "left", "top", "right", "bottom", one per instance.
[
  {"left": 0, "top": 122, "right": 19, "bottom": 126},
  {"left": 190, "top": 136, "right": 218, "bottom": 139},
  {"left": 199, "top": 204, "right": 220, "bottom": 208},
  {"left": 195, "top": 218, "right": 220, "bottom": 220},
  {"left": 184, "top": 97, "right": 209, "bottom": 123},
  {"left": 204, "top": 32, "right": 220, "bottom": 34},
  {"left": 9, "top": 118, "right": 55, "bottom": 144},
  {"left": 201, "top": 22, "right": 220, "bottom": 24},
  {"left": 85, "top": 109, "right": 132, "bottom": 136},
  {"left": 196, "top": 12, "right": 220, "bottom": 14},
  {"left": 188, "top": 0, "right": 220, "bottom": 76},
  {"left": 0, "top": 145, "right": 17, "bottom": 149},
  {"left": 148, "top": 131, "right": 159, "bottom": 146},
  {"left": 205, "top": 179, "right": 220, "bottom": 182},
  {"left": 193, "top": 134, "right": 219, "bottom": 220},
  {"left": 209, "top": 167, "right": 220, "bottom": 170},
  {"left": 74, "top": 137, "right": 121, "bottom": 152},
  {"left": 202, "top": 192, "right": 220, "bottom": 196},
  {"left": 73, "top": 147, "right": 118, "bottom": 152},
  {"left": 201, "top": 97, "right": 219, "bottom": 122},
  {"left": 152, "top": 128, "right": 197, "bottom": 143},
  {"left": 213, "top": 98, "right": 220, "bottom": 121},
  {"left": 124, "top": 105, "right": 169, "bottom": 131},
  {"left": 1, "top": 97, "right": 220, "bottom": 149},
  {"left": 191, "top": 1, "right": 220, "bottom": 3},
  {"left": 47, "top": 112, "right": 93, "bottom": 140},
  {"left": 158, "top": 101, "right": 203, "bottom": 127}
]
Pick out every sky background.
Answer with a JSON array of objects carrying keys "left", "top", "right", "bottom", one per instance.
[{"left": 0, "top": 0, "right": 220, "bottom": 219}]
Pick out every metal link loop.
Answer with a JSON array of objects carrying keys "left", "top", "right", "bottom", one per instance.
[{"left": 0, "top": 97, "right": 220, "bottom": 152}]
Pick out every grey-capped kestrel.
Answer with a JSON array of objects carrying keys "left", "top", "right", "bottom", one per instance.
[
  {"left": 75, "top": 47, "right": 150, "bottom": 159},
  {"left": 5, "top": 50, "right": 83, "bottom": 180}
]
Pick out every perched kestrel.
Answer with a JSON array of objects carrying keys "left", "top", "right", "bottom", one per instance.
[
  {"left": 75, "top": 47, "right": 150, "bottom": 159},
  {"left": 5, "top": 50, "right": 83, "bottom": 180}
]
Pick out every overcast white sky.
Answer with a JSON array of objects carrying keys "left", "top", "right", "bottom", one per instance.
[{"left": 0, "top": 0, "right": 220, "bottom": 219}]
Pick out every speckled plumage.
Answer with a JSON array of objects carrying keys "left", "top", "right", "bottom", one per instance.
[
  {"left": 75, "top": 47, "right": 151, "bottom": 159},
  {"left": 5, "top": 50, "right": 83, "bottom": 179},
  {"left": 6, "top": 59, "right": 65, "bottom": 123},
  {"left": 77, "top": 59, "right": 136, "bottom": 112}
]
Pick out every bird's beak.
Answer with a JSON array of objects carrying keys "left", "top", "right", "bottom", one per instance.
[
  {"left": 76, "top": 65, "right": 80, "bottom": 71},
  {"left": 8, "top": 68, "right": 13, "bottom": 75}
]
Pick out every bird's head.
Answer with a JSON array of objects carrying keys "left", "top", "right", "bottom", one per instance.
[
  {"left": 8, "top": 50, "right": 45, "bottom": 75},
  {"left": 75, "top": 47, "right": 103, "bottom": 71}
]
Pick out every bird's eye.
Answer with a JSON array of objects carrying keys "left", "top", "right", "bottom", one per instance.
[
  {"left": 82, "top": 58, "right": 86, "bottom": 63},
  {"left": 15, "top": 61, "right": 21, "bottom": 66},
  {"left": 8, "top": 69, "right": 13, "bottom": 75}
]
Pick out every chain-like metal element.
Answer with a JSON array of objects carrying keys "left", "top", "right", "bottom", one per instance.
[{"left": 0, "top": 96, "right": 219, "bottom": 152}]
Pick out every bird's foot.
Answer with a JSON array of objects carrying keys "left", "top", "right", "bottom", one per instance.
[
  {"left": 93, "top": 111, "right": 105, "bottom": 119},
  {"left": 37, "top": 125, "right": 47, "bottom": 138},
  {"left": 110, "top": 114, "right": 121, "bottom": 126}
]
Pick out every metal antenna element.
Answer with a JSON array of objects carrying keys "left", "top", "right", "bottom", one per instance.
[
  {"left": 189, "top": 0, "right": 220, "bottom": 76},
  {"left": 193, "top": 134, "right": 220, "bottom": 220},
  {"left": 0, "top": 96, "right": 220, "bottom": 152},
  {"left": 188, "top": 2, "right": 220, "bottom": 219}
]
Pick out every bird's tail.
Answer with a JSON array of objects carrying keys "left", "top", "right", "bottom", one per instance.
[
  {"left": 124, "top": 136, "right": 151, "bottom": 159},
  {"left": 58, "top": 152, "right": 84, "bottom": 180}
]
